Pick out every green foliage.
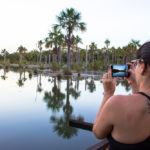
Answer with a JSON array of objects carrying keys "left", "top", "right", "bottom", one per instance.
[
  {"left": 88, "top": 61, "right": 102, "bottom": 70},
  {"left": 63, "top": 68, "right": 72, "bottom": 75},
  {"left": 71, "top": 63, "right": 82, "bottom": 75},
  {"left": 51, "top": 62, "right": 61, "bottom": 71}
]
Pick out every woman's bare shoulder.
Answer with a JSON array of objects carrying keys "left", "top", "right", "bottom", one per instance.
[
  {"left": 107, "top": 94, "right": 136, "bottom": 111},
  {"left": 108, "top": 94, "right": 131, "bottom": 104}
]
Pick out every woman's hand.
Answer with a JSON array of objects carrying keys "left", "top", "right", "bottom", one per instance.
[{"left": 103, "top": 69, "right": 118, "bottom": 96}]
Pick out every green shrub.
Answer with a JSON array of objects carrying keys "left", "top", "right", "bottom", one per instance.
[
  {"left": 63, "top": 68, "right": 72, "bottom": 75},
  {"left": 51, "top": 62, "right": 60, "bottom": 71}
]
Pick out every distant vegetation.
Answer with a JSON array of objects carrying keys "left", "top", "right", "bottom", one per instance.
[{"left": 0, "top": 8, "right": 141, "bottom": 73}]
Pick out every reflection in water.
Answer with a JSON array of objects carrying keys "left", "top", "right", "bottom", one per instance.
[
  {"left": 1, "top": 67, "right": 7, "bottom": 80},
  {"left": 50, "top": 77, "right": 84, "bottom": 139},
  {"left": 0, "top": 68, "right": 131, "bottom": 142},
  {"left": 116, "top": 79, "right": 131, "bottom": 92},
  {"left": 0, "top": 68, "right": 130, "bottom": 93},
  {"left": 87, "top": 78, "right": 96, "bottom": 93},
  {"left": 37, "top": 73, "right": 42, "bottom": 92},
  {"left": 120, "top": 80, "right": 131, "bottom": 92},
  {"left": 44, "top": 77, "right": 65, "bottom": 112},
  {"left": 23, "top": 68, "right": 27, "bottom": 82},
  {"left": 17, "top": 69, "right": 24, "bottom": 87},
  {"left": 28, "top": 70, "right": 33, "bottom": 80}
]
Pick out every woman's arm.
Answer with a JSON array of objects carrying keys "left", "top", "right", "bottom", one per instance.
[{"left": 93, "top": 70, "right": 118, "bottom": 139}]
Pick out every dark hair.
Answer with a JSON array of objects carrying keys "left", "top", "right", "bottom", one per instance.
[{"left": 137, "top": 41, "right": 150, "bottom": 66}]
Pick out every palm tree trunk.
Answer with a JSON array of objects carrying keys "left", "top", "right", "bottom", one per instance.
[
  {"left": 49, "top": 54, "right": 51, "bottom": 69},
  {"left": 53, "top": 54, "right": 57, "bottom": 71},
  {"left": 76, "top": 47, "right": 78, "bottom": 64},
  {"left": 105, "top": 50, "right": 109, "bottom": 67},
  {"left": 58, "top": 47, "right": 62, "bottom": 65},
  {"left": 96, "top": 52, "right": 98, "bottom": 61},
  {"left": 85, "top": 45, "right": 88, "bottom": 69},
  {"left": 114, "top": 50, "right": 116, "bottom": 63},
  {"left": 76, "top": 46, "right": 80, "bottom": 65},
  {"left": 70, "top": 47, "right": 73, "bottom": 65},
  {"left": 40, "top": 50, "right": 42, "bottom": 66},
  {"left": 45, "top": 56, "right": 47, "bottom": 65},
  {"left": 67, "top": 45, "right": 71, "bottom": 71},
  {"left": 37, "top": 55, "right": 38, "bottom": 64},
  {"left": 92, "top": 50, "right": 94, "bottom": 64},
  {"left": 20, "top": 55, "right": 22, "bottom": 64},
  {"left": 4, "top": 55, "right": 6, "bottom": 64},
  {"left": 123, "top": 56, "right": 126, "bottom": 64},
  {"left": 78, "top": 49, "right": 80, "bottom": 65}
]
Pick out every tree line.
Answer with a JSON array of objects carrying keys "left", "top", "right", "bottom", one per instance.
[{"left": 0, "top": 8, "right": 141, "bottom": 72}]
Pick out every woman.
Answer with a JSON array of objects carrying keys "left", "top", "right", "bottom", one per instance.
[{"left": 93, "top": 42, "right": 150, "bottom": 150}]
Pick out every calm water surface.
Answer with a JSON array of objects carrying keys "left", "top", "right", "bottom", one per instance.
[{"left": 0, "top": 69, "right": 131, "bottom": 150}]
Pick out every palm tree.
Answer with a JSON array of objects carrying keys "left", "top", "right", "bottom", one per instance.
[
  {"left": 17, "top": 45, "right": 27, "bottom": 65},
  {"left": 1, "top": 49, "right": 8, "bottom": 65},
  {"left": 104, "top": 39, "right": 110, "bottom": 66},
  {"left": 126, "top": 43, "right": 136, "bottom": 62},
  {"left": 110, "top": 46, "right": 116, "bottom": 64},
  {"left": 54, "top": 8, "right": 86, "bottom": 71},
  {"left": 58, "top": 33, "right": 66, "bottom": 66},
  {"left": 45, "top": 27, "right": 64, "bottom": 69},
  {"left": 75, "top": 35, "right": 82, "bottom": 65},
  {"left": 130, "top": 39, "right": 141, "bottom": 59},
  {"left": 37, "top": 40, "right": 43, "bottom": 66},
  {"left": 89, "top": 42, "right": 97, "bottom": 63},
  {"left": 130, "top": 39, "right": 141, "bottom": 49}
]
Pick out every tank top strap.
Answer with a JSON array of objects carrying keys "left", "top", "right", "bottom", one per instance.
[{"left": 137, "top": 92, "right": 150, "bottom": 100}]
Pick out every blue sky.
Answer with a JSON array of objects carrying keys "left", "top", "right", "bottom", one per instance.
[{"left": 0, "top": 0, "right": 150, "bottom": 52}]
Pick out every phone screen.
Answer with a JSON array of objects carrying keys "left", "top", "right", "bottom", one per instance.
[{"left": 111, "top": 65, "right": 129, "bottom": 77}]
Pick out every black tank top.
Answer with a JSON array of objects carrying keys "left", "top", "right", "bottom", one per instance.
[{"left": 107, "top": 92, "right": 150, "bottom": 150}]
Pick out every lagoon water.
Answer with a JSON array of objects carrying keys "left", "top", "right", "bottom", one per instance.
[{"left": 0, "top": 69, "right": 131, "bottom": 150}]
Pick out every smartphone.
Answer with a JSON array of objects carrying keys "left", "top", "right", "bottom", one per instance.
[{"left": 111, "top": 65, "right": 130, "bottom": 77}]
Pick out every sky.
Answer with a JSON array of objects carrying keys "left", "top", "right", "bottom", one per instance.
[{"left": 0, "top": 0, "right": 150, "bottom": 53}]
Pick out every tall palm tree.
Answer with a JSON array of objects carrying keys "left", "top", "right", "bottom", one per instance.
[
  {"left": 37, "top": 40, "right": 43, "bottom": 66},
  {"left": 104, "top": 39, "right": 110, "bottom": 66},
  {"left": 110, "top": 46, "right": 116, "bottom": 64},
  {"left": 54, "top": 8, "right": 86, "bottom": 71},
  {"left": 89, "top": 42, "right": 97, "bottom": 63},
  {"left": 1, "top": 49, "right": 8, "bottom": 65},
  {"left": 75, "top": 35, "right": 82, "bottom": 65},
  {"left": 130, "top": 39, "right": 141, "bottom": 59},
  {"left": 17, "top": 45, "right": 27, "bottom": 65},
  {"left": 130, "top": 39, "right": 141, "bottom": 49}
]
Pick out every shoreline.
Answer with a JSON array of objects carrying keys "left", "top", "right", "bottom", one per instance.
[{"left": 0, "top": 63, "right": 104, "bottom": 78}]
